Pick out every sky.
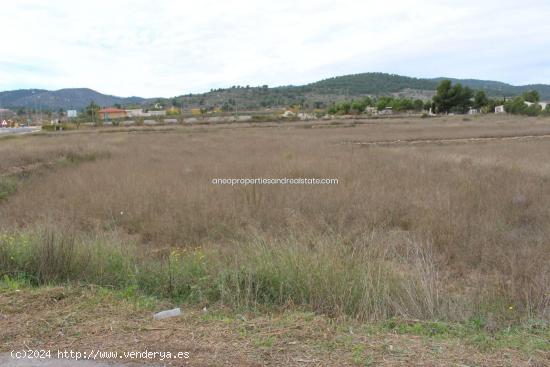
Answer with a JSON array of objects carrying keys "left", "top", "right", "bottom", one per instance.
[{"left": 1, "top": 0, "right": 549, "bottom": 98}]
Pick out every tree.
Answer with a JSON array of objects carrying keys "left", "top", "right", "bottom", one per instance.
[
  {"left": 328, "top": 101, "right": 351, "bottom": 115},
  {"left": 504, "top": 97, "right": 524, "bottom": 114},
  {"left": 376, "top": 96, "right": 394, "bottom": 110},
  {"left": 85, "top": 101, "right": 100, "bottom": 123},
  {"left": 351, "top": 100, "right": 365, "bottom": 113},
  {"left": 473, "top": 91, "right": 489, "bottom": 109},
  {"left": 413, "top": 99, "right": 424, "bottom": 112},
  {"left": 432, "top": 80, "right": 454, "bottom": 113},
  {"left": 362, "top": 96, "right": 374, "bottom": 107},
  {"left": 432, "top": 80, "right": 473, "bottom": 114},
  {"left": 423, "top": 100, "right": 433, "bottom": 112},
  {"left": 504, "top": 96, "right": 541, "bottom": 116},
  {"left": 522, "top": 90, "right": 540, "bottom": 103},
  {"left": 313, "top": 101, "right": 325, "bottom": 109},
  {"left": 452, "top": 84, "right": 473, "bottom": 113}
]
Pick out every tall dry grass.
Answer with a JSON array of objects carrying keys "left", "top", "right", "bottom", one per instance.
[
  {"left": 0, "top": 118, "right": 549, "bottom": 322},
  {"left": 0, "top": 227, "right": 445, "bottom": 321}
]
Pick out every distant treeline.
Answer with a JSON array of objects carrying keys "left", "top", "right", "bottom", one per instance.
[
  {"left": 327, "top": 96, "right": 427, "bottom": 114},
  {"left": 431, "top": 80, "right": 549, "bottom": 116},
  {"left": 5, "top": 74, "right": 550, "bottom": 118},
  {"left": 327, "top": 80, "right": 550, "bottom": 116}
]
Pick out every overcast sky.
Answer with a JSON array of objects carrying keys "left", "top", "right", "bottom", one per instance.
[{"left": 1, "top": 0, "right": 549, "bottom": 97}]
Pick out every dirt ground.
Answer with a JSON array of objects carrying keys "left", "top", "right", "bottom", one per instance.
[
  {"left": 1, "top": 114, "right": 550, "bottom": 366},
  {"left": 1, "top": 286, "right": 548, "bottom": 367}
]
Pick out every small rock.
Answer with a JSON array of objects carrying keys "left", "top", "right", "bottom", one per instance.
[
  {"left": 512, "top": 193, "right": 528, "bottom": 207},
  {"left": 153, "top": 308, "right": 181, "bottom": 320}
]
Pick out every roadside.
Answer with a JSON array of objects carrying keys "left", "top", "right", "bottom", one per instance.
[
  {"left": 0, "top": 353, "right": 133, "bottom": 367},
  {"left": 0, "top": 127, "right": 41, "bottom": 136},
  {"left": 1, "top": 285, "right": 548, "bottom": 366}
]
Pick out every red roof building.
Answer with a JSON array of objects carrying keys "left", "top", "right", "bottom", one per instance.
[{"left": 98, "top": 108, "right": 127, "bottom": 120}]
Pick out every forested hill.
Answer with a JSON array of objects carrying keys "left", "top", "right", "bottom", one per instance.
[
  {"left": 176, "top": 73, "right": 550, "bottom": 110},
  {"left": 1, "top": 73, "right": 549, "bottom": 111},
  {"left": 302, "top": 73, "right": 550, "bottom": 98},
  {"left": 302, "top": 73, "right": 438, "bottom": 95},
  {"left": 0, "top": 88, "right": 144, "bottom": 110}
]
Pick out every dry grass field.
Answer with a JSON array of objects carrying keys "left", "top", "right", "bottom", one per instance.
[{"left": 1, "top": 114, "right": 549, "bottom": 365}]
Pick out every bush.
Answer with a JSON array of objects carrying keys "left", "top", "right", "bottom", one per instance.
[
  {"left": 0, "top": 228, "right": 446, "bottom": 321},
  {"left": 0, "top": 177, "right": 17, "bottom": 200},
  {"left": 0, "top": 228, "right": 136, "bottom": 286},
  {"left": 41, "top": 124, "right": 57, "bottom": 131},
  {"left": 60, "top": 123, "right": 77, "bottom": 130},
  {"left": 504, "top": 97, "right": 543, "bottom": 116}
]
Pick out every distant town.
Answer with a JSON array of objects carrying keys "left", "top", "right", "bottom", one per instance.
[{"left": 1, "top": 74, "right": 549, "bottom": 131}]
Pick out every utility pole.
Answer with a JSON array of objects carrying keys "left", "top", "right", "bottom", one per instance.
[{"left": 38, "top": 95, "right": 42, "bottom": 124}]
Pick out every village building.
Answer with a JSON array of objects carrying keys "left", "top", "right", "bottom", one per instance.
[
  {"left": 98, "top": 108, "right": 127, "bottom": 120},
  {"left": 148, "top": 110, "right": 166, "bottom": 117},
  {"left": 525, "top": 101, "right": 548, "bottom": 109},
  {"left": 378, "top": 107, "right": 393, "bottom": 115},
  {"left": 495, "top": 105, "right": 505, "bottom": 113},
  {"left": 523, "top": 101, "right": 548, "bottom": 111},
  {"left": 365, "top": 106, "right": 377, "bottom": 114},
  {"left": 125, "top": 108, "right": 166, "bottom": 117},
  {"left": 281, "top": 110, "right": 296, "bottom": 118},
  {"left": 125, "top": 109, "right": 145, "bottom": 117}
]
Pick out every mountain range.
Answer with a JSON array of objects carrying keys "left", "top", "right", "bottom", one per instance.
[
  {"left": 1, "top": 73, "right": 549, "bottom": 111},
  {"left": 0, "top": 88, "right": 144, "bottom": 111}
]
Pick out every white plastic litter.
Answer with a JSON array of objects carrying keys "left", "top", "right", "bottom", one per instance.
[{"left": 153, "top": 308, "right": 181, "bottom": 320}]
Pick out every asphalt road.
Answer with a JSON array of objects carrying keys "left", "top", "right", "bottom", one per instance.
[
  {"left": 0, "top": 354, "right": 160, "bottom": 366},
  {"left": 0, "top": 127, "right": 41, "bottom": 135}
]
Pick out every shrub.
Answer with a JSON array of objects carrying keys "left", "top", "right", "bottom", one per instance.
[
  {"left": 504, "top": 97, "right": 543, "bottom": 116},
  {"left": 60, "top": 123, "right": 77, "bottom": 131},
  {"left": 0, "top": 177, "right": 17, "bottom": 200},
  {"left": 41, "top": 124, "right": 57, "bottom": 131},
  {"left": 0, "top": 228, "right": 447, "bottom": 321}
]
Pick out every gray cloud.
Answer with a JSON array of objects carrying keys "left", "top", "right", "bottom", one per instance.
[{"left": 0, "top": 0, "right": 549, "bottom": 97}]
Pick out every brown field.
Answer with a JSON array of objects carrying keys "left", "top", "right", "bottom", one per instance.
[{"left": 1, "top": 114, "right": 549, "bottom": 366}]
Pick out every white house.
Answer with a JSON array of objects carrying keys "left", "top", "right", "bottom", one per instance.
[
  {"left": 365, "top": 107, "right": 377, "bottom": 114},
  {"left": 125, "top": 109, "right": 167, "bottom": 117},
  {"left": 378, "top": 107, "right": 393, "bottom": 115},
  {"left": 525, "top": 101, "right": 548, "bottom": 109},
  {"left": 126, "top": 109, "right": 145, "bottom": 117},
  {"left": 495, "top": 105, "right": 505, "bottom": 113},
  {"left": 148, "top": 110, "right": 166, "bottom": 117},
  {"left": 281, "top": 110, "right": 296, "bottom": 118}
]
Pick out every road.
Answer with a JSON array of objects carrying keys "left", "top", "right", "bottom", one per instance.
[
  {"left": 0, "top": 354, "right": 161, "bottom": 366},
  {"left": 0, "top": 127, "right": 41, "bottom": 135}
]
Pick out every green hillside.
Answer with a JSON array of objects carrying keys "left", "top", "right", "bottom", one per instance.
[
  {"left": 174, "top": 73, "right": 550, "bottom": 110},
  {"left": 0, "top": 88, "right": 145, "bottom": 110},
  {"left": 1, "top": 73, "right": 549, "bottom": 111},
  {"left": 305, "top": 73, "right": 438, "bottom": 95}
]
